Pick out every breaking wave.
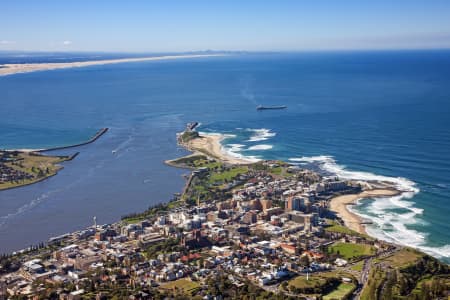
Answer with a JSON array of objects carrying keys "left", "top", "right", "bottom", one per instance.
[
  {"left": 222, "top": 143, "right": 260, "bottom": 162},
  {"left": 289, "top": 155, "right": 418, "bottom": 193},
  {"left": 199, "top": 131, "right": 236, "bottom": 139},
  {"left": 247, "top": 144, "right": 273, "bottom": 151},
  {"left": 227, "top": 144, "right": 246, "bottom": 152},
  {"left": 289, "top": 155, "right": 450, "bottom": 259},
  {"left": 223, "top": 146, "right": 260, "bottom": 162},
  {"left": 246, "top": 128, "right": 276, "bottom": 142}
]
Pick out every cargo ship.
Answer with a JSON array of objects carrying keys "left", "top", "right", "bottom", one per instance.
[{"left": 256, "top": 105, "right": 287, "bottom": 110}]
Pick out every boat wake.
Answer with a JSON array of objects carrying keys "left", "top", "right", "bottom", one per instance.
[
  {"left": 0, "top": 156, "right": 109, "bottom": 230},
  {"left": 0, "top": 189, "right": 60, "bottom": 229},
  {"left": 111, "top": 131, "right": 136, "bottom": 158}
]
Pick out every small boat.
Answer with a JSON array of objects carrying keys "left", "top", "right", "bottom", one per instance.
[
  {"left": 256, "top": 105, "right": 287, "bottom": 110},
  {"left": 112, "top": 150, "right": 116, "bottom": 154}
]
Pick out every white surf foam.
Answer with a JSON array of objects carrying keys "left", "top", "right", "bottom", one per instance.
[
  {"left": 289, "top": 155, "right": 450, "bottom": 260},
  {"left": 247, "top": 144, "right": 273, "bottom": 151},
  {"left": 196, "top": 131, "right": 260, "bottom": 163},
  {"left": 227, "top": 144, "right": 246, "bottom": 152},
  {"left": 246, "top": 128, "right": 276, "bottom": 142},
  {"left": 198, "top": 131, "right": 236, "bottom": 139},
  {"left": 222, "top": 144, "right": 260, "bottom": 162},
  {"left": 366, "top": 194, "right": 424, "bottom": 216},
  {"left": 349, "top": 193, "right": 450, "bottom": 258},
  {"left": 365, "top": 217, "right": 450, "bottom": 258},
  {"left": 289, "top": 155, "right": 418, "bottom": 193}
]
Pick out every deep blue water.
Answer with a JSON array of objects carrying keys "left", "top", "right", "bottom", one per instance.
[{"left": 0, "top": 51, "right": 449, "bottom": 262}]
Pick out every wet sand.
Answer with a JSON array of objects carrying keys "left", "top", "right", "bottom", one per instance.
[
  {"left": 329, "top": 189, "right": 401, "bottom": 234},
  {"left": 184, "top": 133, "right": 253, "bottom": 165}
]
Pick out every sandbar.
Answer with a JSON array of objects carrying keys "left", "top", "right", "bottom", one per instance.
[{"left": 0, "top": 54, "right": 226, "bottom": 76}]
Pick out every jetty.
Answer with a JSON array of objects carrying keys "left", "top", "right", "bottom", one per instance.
[{"left": 37, "top": 128, "right": 109, "bottom": 152}]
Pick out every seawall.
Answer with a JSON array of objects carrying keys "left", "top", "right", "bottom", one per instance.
[{"left": 37, "top": 128, "right": 109, "bottom": 152}]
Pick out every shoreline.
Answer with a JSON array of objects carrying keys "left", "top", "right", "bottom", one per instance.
[
  {"left": 328, "top": 189, "right": 402, "bottom": 234},
  {"left": 4, "top": 128, "right": 108, "bottom": 153},
  {"left": 181, "top": 132, "right": 255, "bottom": 165},
  {"left": 0, "top": 54, "right": 226, "bottom": 77},
  {"left": 0, "top": 167, "right": 61, "bottom": 192},
  {"left": 0, "top": 152, "right": 77, "bottom": 192},
  {"left": 180, "top": 131, "right": 403, "bottom": 234},
  {"left": 38, "top": 128, "right": 108, "bottom": 152},
  {"left": 0, "top": 128, "right": 108, "bottom": 192}
]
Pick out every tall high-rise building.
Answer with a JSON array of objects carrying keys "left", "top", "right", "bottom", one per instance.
[{"left": 285, "top": 196, "right": 304, "bottom": 211}]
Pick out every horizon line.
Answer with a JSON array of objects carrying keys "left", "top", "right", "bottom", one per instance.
[{"left": 1, "top": 48, "right": 450, "bottom": 55}]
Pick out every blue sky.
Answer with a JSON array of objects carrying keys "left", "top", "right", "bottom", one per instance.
[{"left": 1, "top": 0, "right": 450, "bottom": 52}]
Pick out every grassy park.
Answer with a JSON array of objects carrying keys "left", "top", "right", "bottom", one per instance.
[
  {"left": 288, "top": 275, "right": 328, "bottom": 290},
  {"left": 350, "top": 260, "right": 365, "bottom": 271},
  {"left": 0, "top": 151, "right": 71, "bottom": 190},
  {"left": 323, "top": 282, "right": 356, "bottom": 300},
  {"left": 159, "top": 278, "right": 201, "bottom": 295},
  {"left": 328, "top": 242, "right": 376, "bottom": 260}
]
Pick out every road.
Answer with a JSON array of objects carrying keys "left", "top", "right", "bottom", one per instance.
[{"left": 351, "top": 246, "right": 401, "bottom": 299}]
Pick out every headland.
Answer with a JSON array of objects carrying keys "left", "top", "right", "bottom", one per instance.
[{"left": 173, "top": 125, "right": 404, "bottom": 235}]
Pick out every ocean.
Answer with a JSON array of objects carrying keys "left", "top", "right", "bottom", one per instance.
[{"left": 0, "top": 51, "right": 449, "bottom": 262}]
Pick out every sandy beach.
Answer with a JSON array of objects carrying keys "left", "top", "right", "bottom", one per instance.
[
  {"left": 184, "top": 133, "right": 253, "bottom": 165},
  {"left": 329, "top": 189, "right": 401, "bottom": 234},
  {"left": 0, "top": 54, "right": 225, "bottom": 76},
  {"left": 5, "top": 149, "right": 43, "bottom": 153}
]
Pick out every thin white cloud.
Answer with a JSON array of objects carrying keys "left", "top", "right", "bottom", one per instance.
[
  {"left": 0, "top": 40, "right": 16, "bottom": 45},
  {"left": 62, "top": 40, "right": 72, "bottom": 46}
]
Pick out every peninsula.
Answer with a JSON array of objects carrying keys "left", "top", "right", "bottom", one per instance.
[
  {"left": 0, "top": 128, "right": 108, "bottom": 191},
  {"left": 175, "top": 128, "right": 402, "bottom": 235},
  {"left": 0, "top": 124, "right": 448, "bottom": 300},
  {"left": 175, "top": 129, "right": 253, "bottom": 165},
  {"left": 0, "top": 54, "right": 226, "bottom": 77},
  {"left": 0, "top": 150, "right": 73, "bottom": 191}
]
